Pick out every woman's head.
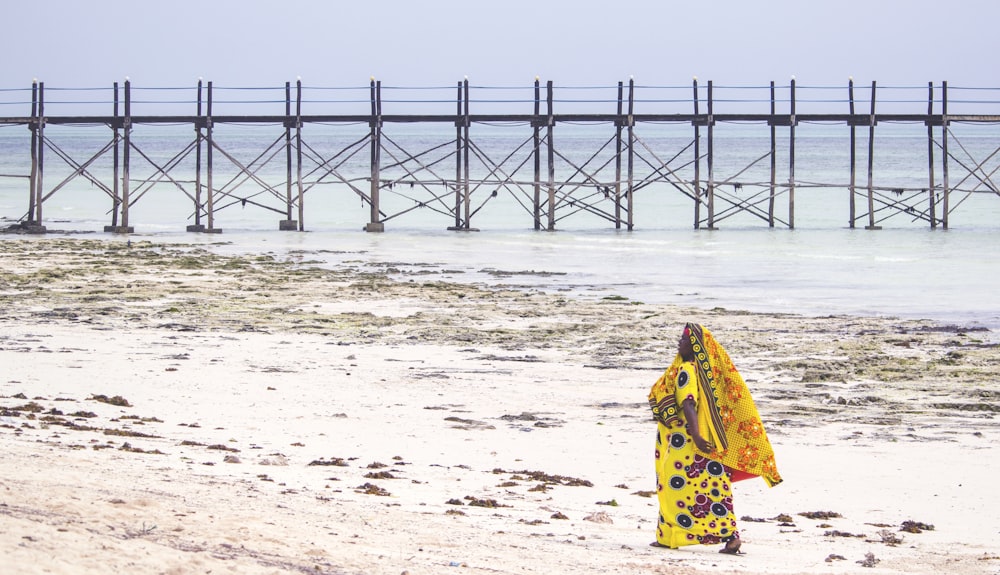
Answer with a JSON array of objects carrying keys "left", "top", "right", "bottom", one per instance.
[{"left": 677, "top": 324, "right": 696, "bottom": 361}]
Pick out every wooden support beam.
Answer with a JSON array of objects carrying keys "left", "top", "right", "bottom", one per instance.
[
  {"left": 124, "top": 79, "right": 132, "bottom": 231},
  {"left": 942, "top": 81, "right": 950, "bottom": 229},
  {"left": 447, "top": 78, "right": 474, "bottom": 232},
  {"left": 206, "top": 81, "right": 219, "bottom": 233},
  {"left": 626, "top": 77, "right": 635, "bottom": 231},
  {"left": 546, "top": 80, "right": 555, "bottom": 231},
  {"left": 296, "top": 79, "right": 304, "bottom": 231},
  {"left": 533, "top": 78, "right": 541, "bottom": 230},
  {"left": 281, "top": 81, "right": 294, "bottom": 230},
  {"left": 24, "top": 111, "right": 986, "bottom": 127},
  {"left": 189, "top": 79, "right": 205, "bottom": 232},
  {"left": 692, "top": 78, "right": 701, "bottom": 229},
  {"left": 927, "top": 82, "right": 937, "bottom": 228},
  {"left": 614, "top": 81, "right": 623, "bottom": 229},
  {"left": 866, "top": 81, "right": 881, "bottom": 229},
  {"left": 36, "top": 82, "right": 45, "bottom": 227},
  {"left": 453, "top": 80, "right": 463, "bottom": 229},
  {"left": 28, "top": 81, "right": 37, "bottom": 221},
  {"left": 112, "top": 82, "right": 120, "bottom": 228},
  {"left": 707, "top": 80, "right": 715, "bottom": 229},
  {"left": 849, "top": 79, "right": 857, "bottom": 228},
  {"left": 463, "top": 78, "right": 471, "bottom": 229},
  {"left": 366, "top": 79, "right": 384, "bottom": 232},
  {"left": 105, "top": 80, "right": 134, "bottom": 233},
  {"left": 769, "top": 81, "right": 776, "bottom": 227},
  {"left": 789, "top": 77, "right": 796, "bottom": 229}
]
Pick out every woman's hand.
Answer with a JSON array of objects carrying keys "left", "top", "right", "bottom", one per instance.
[
  {"left": 682, "top": 397, "right": 714, "bottom": 453},
  {"left": 691, "top": 433, "right": 712, "bottom": 453}
]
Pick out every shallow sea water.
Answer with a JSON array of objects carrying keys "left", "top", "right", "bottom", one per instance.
[{"left": 2, "top": 121, "right": 999, "bottom": 337}]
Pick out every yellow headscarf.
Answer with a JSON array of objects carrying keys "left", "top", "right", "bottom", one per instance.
[{"left": 649, "top": 323, "right": 782, "bottom": 487}]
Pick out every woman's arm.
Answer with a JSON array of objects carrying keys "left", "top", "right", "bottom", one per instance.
[{"left": 682, "top": 398, "right": 712, "bottom": 453}]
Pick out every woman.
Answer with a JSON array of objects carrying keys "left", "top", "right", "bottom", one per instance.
[{"left": 648, "top": 323, "right": 782, "bottom": 554}]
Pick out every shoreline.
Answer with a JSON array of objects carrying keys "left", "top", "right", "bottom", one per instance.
[
  {"left": 7, "top": 228, "right": 1000, "bottom": 338},
  {"left": 1, "top": 238, "right": 998, "bottom": 574}
]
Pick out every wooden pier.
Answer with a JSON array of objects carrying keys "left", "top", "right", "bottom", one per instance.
[{"left": 1, "top": 78, "right": 999, "bottom": 233}]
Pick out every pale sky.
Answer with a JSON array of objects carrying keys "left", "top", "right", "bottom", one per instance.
[{"left": 3, "top": 0, "right": 997, "bottom": 89}]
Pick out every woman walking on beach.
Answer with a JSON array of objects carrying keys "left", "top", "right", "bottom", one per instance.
[{"left": 648, "top": 323, "right": 782, "bottom": 553}]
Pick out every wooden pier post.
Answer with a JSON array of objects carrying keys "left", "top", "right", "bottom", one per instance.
[
  {"left": 626, "top": 77, "right": 635, "bottom": 231},
  {"left": 706, "top": 80, "right": 715, "bottom": 229},
  {"left": 365, "top": 79, "right": 384, "bottom": 232},
  {"left": 462, "top": 78, "right": 471, "bottom": 229},
  {"left": 532, "top": 78, "right": 542, "bottom": 230},
  {"left": 788, "top": 77, "right": 796, "bottom": 229},
  {"left": 36, "top": 82, "right": 45, "bottom": 229},
  {"left": 122, "top": 79, "right": 132, "bottom": 231},
  {"left": 546, "top": 80, "right": 555, "bottom": 231},
  {"left": 281, "top": 81, "right": 295, "bottom": 230},
  {"left": 27, "top": 81, "right": 37, "bottom": 224},
  {"left": 849, "top": 79, "right": 857, "bottom": 228},
  {"left": 279, "top": 79, "right": 303, "bottom": 231},
  {"left": 448, "top": 78, "right": 473, "bottom": 231},
  {"left": 205, "top": 81, "right": 220, "bottom": 233},
  {"left": 26, "top": 80, "right": 45, "bottom": 232},
  {"left": 453, "top": 80, "right": 463, "bottom": 229},
  {"left": 614, "top": 81, "right": 623, "bottom": 229},
  {"left": 105, "top": 79, "right": 134, "bottom": 233},
  {"left": 25, "top": 80, "right": 41, "bottom": 226},
  {"left": 692, "top": 78, "right": 701, "bottom": 229},
  {"left": 927, "top": 82, "right": 937, "bottom": 228},
  {"left": 112, "top": 82, "right": 120, "bottom": 228},
  {"left": 296, "top": 79, "right": 304, "bottom": 231},
  {"left": 865, "top": 81, "right": 881, "bottom": 229},
  {"left": 189, "top": 79, "right": 205, "bottom": 232},
  {"left": 941, "top": 81, "right": 950, "bottom": 229},
  {"left": 768, "top": 81, "right": 776, "bottom": 227}
]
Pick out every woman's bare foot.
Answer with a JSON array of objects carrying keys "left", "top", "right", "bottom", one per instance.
[{"left": 719, "top": 538, "right": 743, "bottom": 554}]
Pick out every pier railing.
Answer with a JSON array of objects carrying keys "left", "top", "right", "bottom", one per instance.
[{"left": 1, "top": 79, "right": 998, "bottom": 232}]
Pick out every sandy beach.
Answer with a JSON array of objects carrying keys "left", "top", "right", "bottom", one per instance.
[{"left": 0, "top": 237, "right": 998, "bottom": 575}]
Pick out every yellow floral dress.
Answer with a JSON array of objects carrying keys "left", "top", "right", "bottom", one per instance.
[
  {"left": 652, "top": 361, "right": 739, "bottom": 547},
  {"left": 649, "top": 324, "right": 782, "bottom": 548}
]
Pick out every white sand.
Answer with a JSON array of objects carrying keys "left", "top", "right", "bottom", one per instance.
[{"left": 0, "top": 238, "right": 998, "bottom": 575}]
